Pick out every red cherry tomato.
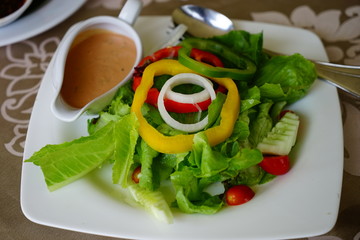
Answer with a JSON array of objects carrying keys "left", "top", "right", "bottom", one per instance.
[
  {"left": 258, "top": 155, "right": 290, "bottom": 175},
  {"left": 225, "top": 185, "right": 255, "bottom": 206},
  {"left": 131, "top": 166, "right": 141, "bottom": 183}
]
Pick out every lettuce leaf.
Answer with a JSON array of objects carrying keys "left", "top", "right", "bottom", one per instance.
[
  {"left": 112, "top": 113, "right": 139, "bottom": 187},
  {"left": 171, "top": 167, "right": 224, "bottom": 214},
  {"left": 88, "top": 112, "right": 120, "bottom": 135},
  {"left": 137, "top": 139, "right": 159, "bottom": 191},
  {"left": 189, "top": 132, "right": 229, "bottom": 178},
  {"left": 170, "top": 132, "right": 263, "bottom": 214},
  {"left": 26, "top": 113, "right": 139, "bottom": 191},
  {"left": 88, "top": 81, "right": 134, "bottom": 135},
  {"left": 240, "top": 86, "right": 261, "bottom": 113},
  {"left": 174, "top": 187, "right": 223, "bottom": 214},
  {"left": 211, "top": 30, "right": 265, "bottom": 65},
  {"left": 26, "top": 121, "right": 116, "bottom": 191},
  {"left": 248, "top": 102, "right": 274, "bottom": 147},
  {"left": 254, "top": 53, "right": 317, "bottom": 103}
]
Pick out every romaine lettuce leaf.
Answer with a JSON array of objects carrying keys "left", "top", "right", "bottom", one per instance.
[
  {"left": 174, "top": 187, "right": 223, "bottom": 214},
  {"left": 128, "top": 183, "right": 174, "bottom": 224},
  {"left": 26, "top": 112, "right": 139, "bottom": 192},
  {"left": 26, "top": 121, "right": 116, "bottom": 191},
  {"left": 240, "top": 86, "right": 261, "bottom": 113},
  {"left": 189, "top": 132, "right": 229, "bottom": 178},
  {"left": 227, "top": 148, "right": 263, "bottom": 172},
  {"left": 107, "top": 81, "right": 134, "bottom": 114},
  {"left": 171, "top": 167, "right": 224, "bottom": 214},
  {"left": 254, "top": 53, "right": 317, "bottom": 103},
  {"left": 88, "top": 112, "right": 120, "bottom": 135},
  {"left": 211, "top": 30, "right": 265, "bottom": 65},
  {"left": 170, "top": 132, "right": 263, "bottom": 215},
  {"left": 248, "top": 102, "right": 274, "bottom": 147},
  {"left": 137, "top": 139, "right": 159, "bottom": 191},
  {"left": 88, "top": 82, "right": 134, "bottom": 135},
  {"left": 112, "top": 113, "right": 139, "bottom": 187},
  {"left": 224, "top": 165, "right": 265, "bottom": 186}
]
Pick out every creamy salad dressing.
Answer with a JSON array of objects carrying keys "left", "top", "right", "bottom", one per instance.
[{"left": 60, "top": 29, "right": 137, "bottom": 108}]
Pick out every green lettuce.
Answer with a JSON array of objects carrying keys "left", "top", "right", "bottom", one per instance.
[
  {"left": 170, "top": 132, "right": 263, "bottom": 214},
  {"left": 88, "top": 81, "right": 134, "bottom": 135},
  {"left": 112, "top": 113, "right": 139, "bottom": 187},
  {"left": 254, "top": 53, "right": 317, "bottom": 103},
  {"left": 239, "top": 86, "right": 261, "bottom": 113},
  {"left": 211, "top": 30, "right": 265, "bottom": 65},
  {"left": 248, "top": 102, "right": 274, "bottom": 147},
  {"left": 137, "top": 139, "right": 159, "bottom": 191},
  {"left": 189, "top": 132, "right": 229, "bottom": 178},
  {"left": 26, "top": 113, "right": 139, "bottom": 191},
  {"left": 171, "top": 167, "right": 224, "bottom": 215}
]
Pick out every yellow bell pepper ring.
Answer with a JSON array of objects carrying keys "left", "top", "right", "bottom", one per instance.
[{"left": 130, "top": 59, "right": 240, "bottom": 154}]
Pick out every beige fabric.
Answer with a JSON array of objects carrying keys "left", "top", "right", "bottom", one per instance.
[{"left": 1, "top": 0, "right": 359, "bottom": 239}]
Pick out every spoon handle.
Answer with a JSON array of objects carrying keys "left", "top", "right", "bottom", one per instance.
[
  {"left": 315, "top": 64, "right": 360, "bottom": 97},
  {"left": 314, "top": 61, "right": 360, "bottom": 76}
]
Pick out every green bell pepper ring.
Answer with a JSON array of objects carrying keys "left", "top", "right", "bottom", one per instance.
[{"left": 178, "top": 38, "right": 256, "bottom": 81}]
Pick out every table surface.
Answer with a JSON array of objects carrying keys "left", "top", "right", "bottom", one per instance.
[{"left": 1, "top": 0, "right": 360, "bottom": 239}]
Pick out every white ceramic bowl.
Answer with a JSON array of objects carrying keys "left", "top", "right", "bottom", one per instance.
[{"left": 0, "top": 0, "right": 33, "bottom": 27}]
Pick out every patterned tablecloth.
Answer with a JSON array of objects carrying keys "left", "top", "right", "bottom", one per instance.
[{"left": 1, "top": 0, "right": 359, "bottom": 239}]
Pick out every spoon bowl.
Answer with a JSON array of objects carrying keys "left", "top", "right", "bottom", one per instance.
[{"left": 172, "top": 4, "right": 233, "bottom": 38}]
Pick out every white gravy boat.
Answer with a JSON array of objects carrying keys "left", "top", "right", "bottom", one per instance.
[{"left": 51, "top": 0, "right": 143, "bottom": 122}]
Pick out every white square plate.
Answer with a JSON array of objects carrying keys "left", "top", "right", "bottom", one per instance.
[{"left": 21, "top": 16, "right": 343, "bottom": 240}]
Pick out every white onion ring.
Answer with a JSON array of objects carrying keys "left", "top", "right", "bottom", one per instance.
[
  {"left": 165, "top": 83, "right": 212, "bottom": 104},
  {"left": 157, "top": 73, "right": 216, "bottom": 132}
]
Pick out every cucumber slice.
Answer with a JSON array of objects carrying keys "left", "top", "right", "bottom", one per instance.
[
  {"left": 257, "top": 112, "right": 300, "bottom": 155},
  {"left": 128, "top": 184, "right": 174, "bottom": 224}
]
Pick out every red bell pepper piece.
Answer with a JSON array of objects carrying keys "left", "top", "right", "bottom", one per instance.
[
  {"left": 163, "top": 98, "right": 212, "bottom": 113},
  {"left": 190, "top": 48, "right": 224, "bottom": 68}
]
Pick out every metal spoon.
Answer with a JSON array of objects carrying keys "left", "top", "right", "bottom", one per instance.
[{"left": 171, "top": 4, "right": 360, "bottom": 97}]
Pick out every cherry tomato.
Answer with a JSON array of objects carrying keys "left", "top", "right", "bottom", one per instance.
[
  {"left": 225, "top": 185, "right": 255, "bottom": 206},
  {"left": 131, "top": 166, "right": 141, "bottom": 183},
  {"left": 258, "top": 155, "right": 290, "bottom": 175}
]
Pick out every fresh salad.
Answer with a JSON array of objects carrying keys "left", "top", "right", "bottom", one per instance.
[{"left": 26, "top": 30, "right": 317, "bottom": 223}]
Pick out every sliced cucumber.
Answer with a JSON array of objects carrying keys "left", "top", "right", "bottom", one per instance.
[
  {"left": 128, "top": 184, "right": 174, "bottom": 224},
  {"left": 257, "top": 112, "right": 300, "bottom": 155}
]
